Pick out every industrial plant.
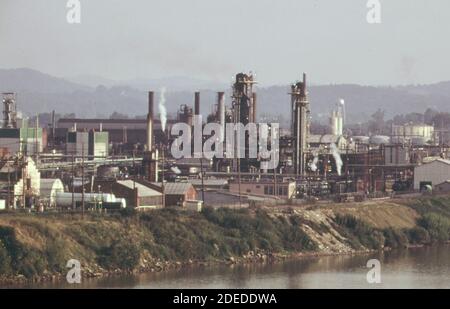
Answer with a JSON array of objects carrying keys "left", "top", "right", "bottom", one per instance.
[{"left": 1, "top": 71, "right": 450, "bottom": 212}]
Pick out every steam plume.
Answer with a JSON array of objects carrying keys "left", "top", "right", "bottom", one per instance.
[
  {"left": 310, "top": 152, "right": 319, "bottom": 172},
  {"left": 331, "top": 143, "right": 343, "bottom": 176},
  {"left": 158, "top": 87, "right": 167, "bottom": 132}
]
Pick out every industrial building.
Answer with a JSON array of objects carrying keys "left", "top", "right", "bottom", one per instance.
[
  {"left": 0, "top": 93, "right": 44, "bottom": 157},
  {"left": 66, "top": 130, "right": 109, "bottom": 159},
  {"left": 57, "top": 117, "right": 174, "bottom": 153},
  {"left": 113, "top": 180, "right": 163, "bottom": 209},
  {"left": 392, "top": 123, "right": 435, "bottom": 145},
  {"left": 4, "top": 69, "right": 450, "bottom": 212},
  {"left": 414, "top": 159, "right": 450, "bottom": 190},
  {"left": 144, "top": 181, "right": 198, "bottom": 207},
  {"left": 229, "top": 179, "right": 296, "bottom": 199},
  {"left": 0, "top": 157, "right": 40, "bottom": 208}
]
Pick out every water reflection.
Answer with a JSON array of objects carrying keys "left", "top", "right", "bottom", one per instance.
[{"left": 10, "top": 245, "right": 450, "bottom": 289}]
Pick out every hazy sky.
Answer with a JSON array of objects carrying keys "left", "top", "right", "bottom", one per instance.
[{"left": 1, "top": 0, "right": 449, "bottom": 86}]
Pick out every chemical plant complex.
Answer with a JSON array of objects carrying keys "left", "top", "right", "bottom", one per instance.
[{"left": 0, "top": 72, "right": 449, "bottom": 212}]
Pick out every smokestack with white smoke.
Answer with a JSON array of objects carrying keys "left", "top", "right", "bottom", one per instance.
[
  {"left": 331, "top": 143, "right": 343, "bottom": 176},
  {"left": 158, "top": 87, "right": 167, "bottom": 132}
]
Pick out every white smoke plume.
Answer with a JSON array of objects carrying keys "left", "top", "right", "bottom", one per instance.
[
  {"left": 158, "top": 87, "right": 167, "bottom": 132},
  {"left": 170, "top": 166, "right": 181, "bottom": 174},
  {"left": 331, "top": 143, "right": 343, "bottom": 176},
  {"left": 310, "top": 152, "right": 319, "bottom": 172}
]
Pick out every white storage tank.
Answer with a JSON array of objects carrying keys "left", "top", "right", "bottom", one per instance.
[
  {"left": 370, "top": 135, "right": 390, "bottom": 145},
  {"left": 55, "top": 192, "right": 118, "bottom": 208},
  {"left": 352, "top": 136, "right": 370, "bottom": 144}
]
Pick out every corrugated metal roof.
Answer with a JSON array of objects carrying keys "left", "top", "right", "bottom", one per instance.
[
  {"left": 421, "top": 158, "right": 450, "bottom": 166},
  {"left": 188, "top": 179, "right": 228, "bottom": 186},
  {"left": 117, "top": 180, "right": 162, "bottom": 197},
  {"left": 151, "top": 182, "right": 194, "bottom": 195}
]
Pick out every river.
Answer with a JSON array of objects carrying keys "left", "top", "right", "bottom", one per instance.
[{"left": 14, "top": 245, "right": 450, "bottom": 289}]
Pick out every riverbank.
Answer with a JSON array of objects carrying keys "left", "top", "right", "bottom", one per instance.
[{"left": 1, "top": 195, "right": 450, "bottom": 285}]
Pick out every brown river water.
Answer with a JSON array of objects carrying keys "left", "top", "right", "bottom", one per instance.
[{"left": 10, "top": 244, "right": 450, "bottom": 289}]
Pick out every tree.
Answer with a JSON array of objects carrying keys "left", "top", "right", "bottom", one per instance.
[
  {"left": 369, "top": 109, "right": 385, "bottom": 134},
  {"left": 109, "top": 112, "right": 129, "bottom": 119}
]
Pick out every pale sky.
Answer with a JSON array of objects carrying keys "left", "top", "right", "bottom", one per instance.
[{"left": 0, "top": 0, "right": 449, "bottom": 86}]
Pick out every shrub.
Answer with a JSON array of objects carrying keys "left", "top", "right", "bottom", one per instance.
[
  {"left": 0, "top": 241, "right": 12, "bottom": 275},
  {"left": 0, "top": 226, "right": 48, "bottom": 278},
  {"left": 46, "top": 237, "right": 69, "bottom": 273},
  {"left": 16, "top": 249, "right": 47, "bottom": 278},
  {"left": 99, "top": 239, "right": 141, "bottom": 270},
  {"left": 383, "top": 228, "right": 409, "bottom": 248},
  {"left": 333, "top": 214, "right": 384, "bottom": 250},
  {"left": 418, "top": 213, "right": 450, "bottom": 242},
  {"left": 407, "top": 227, "right": 431, "bottom": 244},
  {"left": 119, "top": 207, "right": 137, "bottom": 218}
]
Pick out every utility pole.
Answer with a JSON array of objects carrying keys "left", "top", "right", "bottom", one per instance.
[
  {"left": 274, "top": 166, "right": 277, "bottom": 198},
  {"left": 7, "top": 165, "right": 11, "bottom": 209},
  {"left": 237, "top": 157, "right": 242, "bottom": 208},
  {"left": 81, "top": 143, "right": 85, "bottom": 218},
  {"left": 200, "top": 156, "right": 205, "bottom": 204},
  {"left": 22, "top": 155, "right": 26, "bottom": 209},
  {"left": 132, "top": 149, "right": 136, "bottom": 190},
  {"left": 35, "top": 115, "right": 39, "bottom": 163},
  {"left": 71, "top": 153, "right": 75, "bottom": 210},
  {"left": 161, "top": 144, "right": 165, "bottom": 208}
]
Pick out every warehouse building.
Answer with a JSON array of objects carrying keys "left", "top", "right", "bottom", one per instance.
[
  {"left": 58, "top": 118, "right": 173, "bottom": 146},
  {"left": 150, "top": 182, "right": 198, "bottom": 207},
  {"left": 414, "top": 159, "right": 450, "bottom": 190},
  {"left": 113, "top": 180, "right": 163, "bottom": 210}
]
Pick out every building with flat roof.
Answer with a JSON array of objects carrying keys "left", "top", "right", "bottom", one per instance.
[
  {"left": 113, "top": 180, "right": 163, "bottom": 209},
  {"left": 58, "top": 118, "right": 174, "bottom": 146},
  {"left": 229, "top": 179, "right": 296, "bottom": 199}
]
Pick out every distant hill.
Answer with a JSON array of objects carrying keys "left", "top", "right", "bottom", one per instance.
[
  {"left": 0, "top": 68, "right": 91, "bottom": 93},
  {"left": 1, "top": 68, "right": 450, "bottom": 123},
  {"left": 68, "top": 74, "right": 226, "bottom": 92}
]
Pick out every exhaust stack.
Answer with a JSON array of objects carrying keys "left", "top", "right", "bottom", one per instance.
[
  {"left": 194, "top": 92, "right": 200, "bottom": 116},
  {"left": 218, "top": 92, "right": 225, "bottom": 140},
  {"left": 252, "top": 92, "right": 257, "bottom": 123},
  {"left": 147, "top": 91, "right": 154, "bottom": 150}
]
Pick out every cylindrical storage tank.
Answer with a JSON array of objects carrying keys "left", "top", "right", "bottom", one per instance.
[
  {"left": 55, "top": 192, "right": 117, "bottom": 207},
  {"left": 370, "top": 135, "right": 390, "bottom": 145},
  {"left": 330, "top": 114, "right": 338, "bottom": 136},
  {"left": 338, "top": 117, "right": 343, "bottom": 136},
  {"left": 352, "top": 136, "right": 370, "bottom": 144},
  {"left": 411, "top": 136, "right": 428, "bottom": 146}
]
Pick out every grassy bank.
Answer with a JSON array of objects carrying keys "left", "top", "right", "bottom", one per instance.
[{"left": 1, "top": 195, "right": 450, "bottom": 282}]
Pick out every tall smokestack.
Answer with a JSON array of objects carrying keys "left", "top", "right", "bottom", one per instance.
[
  {"left": 147, "top": 91, "right": 154, "bottom": 150},
  {"left": 218, "top": 92, "right": 225, "bottom": 140},
  {"left": 302, "top": 73, "right": 307, "bottom": 95},
  {"left": 252, "top": 92, "right": 257, "bottom": 123},
  {"left": 194, "top": 92, "right": 200, "bottom": 116}
]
